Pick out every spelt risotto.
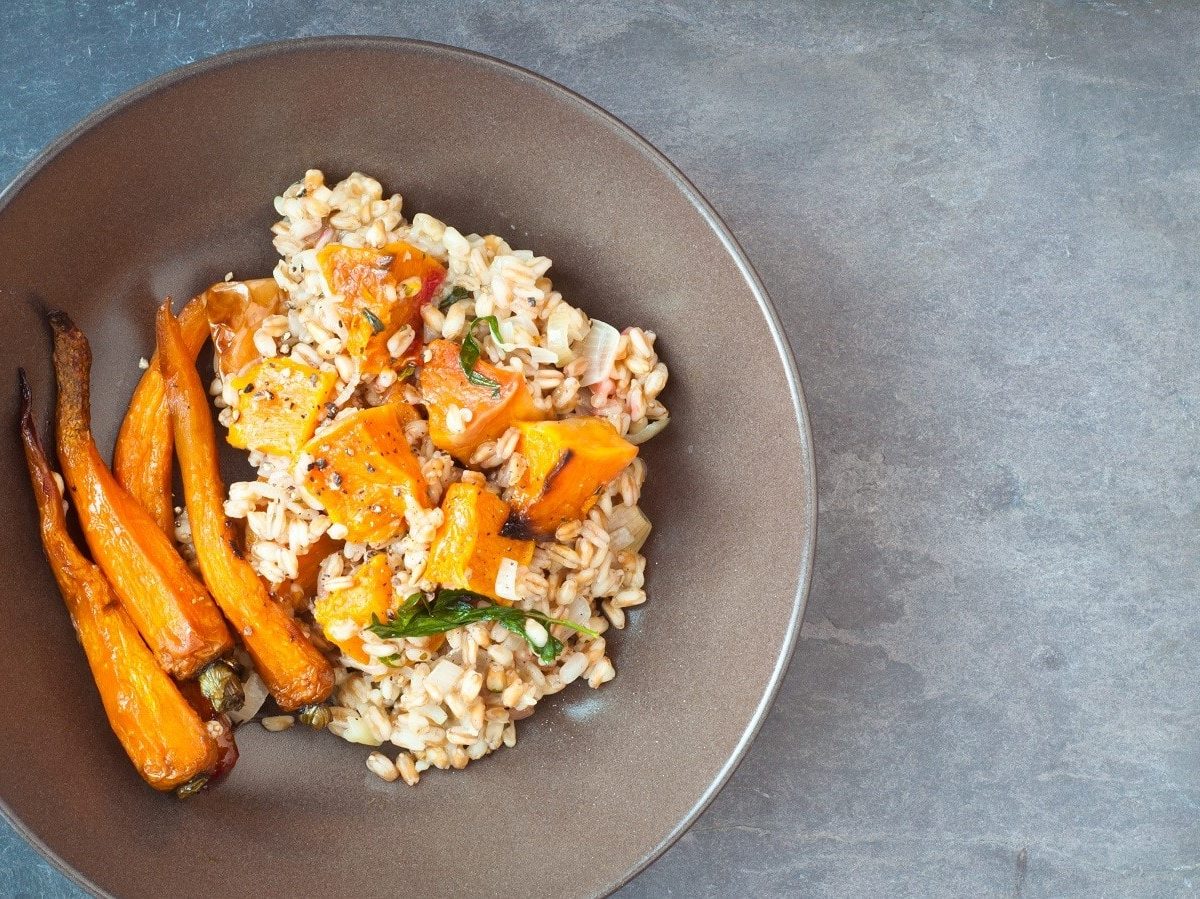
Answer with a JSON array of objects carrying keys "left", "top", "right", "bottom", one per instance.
[{"left": 20, "top": 169, "right": 669, "bottom": 795}]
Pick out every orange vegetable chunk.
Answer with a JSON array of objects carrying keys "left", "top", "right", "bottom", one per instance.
[
  {"left": 317, "top": 240, "right": 446, "bottom": 373},
  {"left": 313, "top": 553, "right": 395, "bottom": 664},
  {"left": 300, "top": 403, "right": 430, "bottom": 544},
  {"left": 226, "top": 357, "right": 338, "bottom": 457},
  {"left": 419, "top": 338, "right": 545, "bottom": 462},
  {"left": 205, "top": 278, "right": 285, "bottom": 378},
  {"left": 506, "top": 417, "right": 638, "bottom": 538},
  {"left": 270, "top": 533, "right": 341, "bottom": 612},
  {"left": 426, "top": 482, "right": 535, "bottom": 603}
]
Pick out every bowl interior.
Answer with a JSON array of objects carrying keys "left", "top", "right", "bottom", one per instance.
[{"left": 0, "top": 39, "right": 813, "bottom": 898}]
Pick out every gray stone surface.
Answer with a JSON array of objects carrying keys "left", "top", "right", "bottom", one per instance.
[{"left": 3, "top": 2, "right": 1198, "bottom": 896}]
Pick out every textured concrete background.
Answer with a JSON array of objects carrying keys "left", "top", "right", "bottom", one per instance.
[{"left": 3, "top": 2, "right": 1198, "bottom": 896}]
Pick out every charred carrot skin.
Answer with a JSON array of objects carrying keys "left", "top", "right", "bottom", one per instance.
[
  {"left": 49, "top": 312, "right": 234, "bottom": 679},
  {"left": 156, "top": 303, "right": 334, "bottom": 710},
  {"left": 19, "top": 371, "right": 218, "bottom": 792},
  {"left": 114, "top": 294, "right": 210, "bottom": 534}
]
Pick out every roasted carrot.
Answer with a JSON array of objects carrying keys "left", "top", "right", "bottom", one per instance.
[
  {"left": 19, "top": 371, "right": 218, "bottom": 793},
  {"left": 113, "top": 294, "right": 210, "bottom": 534},
  {"left": 49, "top": 312, "right": 234, "bottom": 680},
  {"left": 156, "top": 302, "right": 334, "bottom": 711}
]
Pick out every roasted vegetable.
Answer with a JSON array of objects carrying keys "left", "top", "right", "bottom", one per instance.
[
  {"left": 175, "top": 678, "right": 240, "bottom": 790},
  {"left": 205, "top": 278, "right": 284, "bottom": 378},
  {"left": 226, "top": 357, "right": 338, "bottom": 457},
  {"left": 367, "top": 588, "right": 598, "bottom": 665},
  {"left": 313, "top": 553, "right": 396, "bottom": 664},
  {"left": 156, "top": 302, "right": 335, "bottom": 711},
  {"left": 196, "top": 658, "right": 245, "bottom": 715},
  {"left": 426, "top": 482, "right": 534, "bottom": 603},
  {"left": 114, "top": 293, "right": 210, "bottom": 534},
  {"left": 298, "top": 704, "right": 332, "bottom": 730},
  {"left": 49, "top": 312, "right": 234, "bottom": 680},
  {"left": 419, "top": 338, "right": 545, "bottom": 462},
  {"left": 269, "top": 532, "right": 341, "bottom": 612},
  {"left": 300, "top": 403, "right": 429, "bottom": 544},
  {"left": 19, "top": 371, "right": 218, "bottom": 792},
  {"left": 317, "top": 240, "right": 446, "bottom": 373},
  {"left": 504, "top": 417, "right": 638, "bottom": 539}
]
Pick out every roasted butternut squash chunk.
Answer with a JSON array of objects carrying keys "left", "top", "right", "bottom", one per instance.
[
  {"left": 270, "top": 533, "right": 341, "bottom": 612},
  {"left": 300, "top": 403, "right": 430, "bottom": 544},
  {"left": 419, "top": 338, "right": 545, "bottom": 462},
  {"left": 114, "top": 293, "right": 210, "bottom": 533},
  {"left": 49, "top": 312, "right": 234, "bottom": 680},
  {"left": 205, "top": 278, "right": 284, "bottom": 378},
  {"left": 226, "top": 357, "right": 337, "bottom": 457},
  {"left": 313, "top": 553, "right": 395, "bottom": 664},
  {"left": 20, "top": 373, "right": 219, "bottom": 793},
  {"left": 157, "top": 302, "right": 335, "bottom": 711},
  {"left": 505, "top": 417, "right": 638, "bottom": 538},
  {"left": 426, "top": 482, "right": 535, "bottom": 603},
  {"left": 318, "top": 240, "right": 446, "bottom": 373}
]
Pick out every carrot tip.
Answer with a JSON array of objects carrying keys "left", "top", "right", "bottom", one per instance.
[
  {"left": 17, "top": 367, "right": 30, "bottom": 414},
  {"left": 47, "top": 309, "right": 75, "bottom": 333}
]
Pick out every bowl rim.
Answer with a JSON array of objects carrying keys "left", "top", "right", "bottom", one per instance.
[{"left": 0, "top": 35, "right": 818, "bottom": 898}]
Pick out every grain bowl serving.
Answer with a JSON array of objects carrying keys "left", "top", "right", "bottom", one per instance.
[{"left": 20, "top": 168, "right": 670, "bottom": 793}]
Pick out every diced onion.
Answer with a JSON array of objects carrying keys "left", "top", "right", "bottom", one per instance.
[
  {"left": 495, "top": 557, "right": 521, "bottom": 603},
  {"left": 626, "top": 415, "right": 670, "bottom": 445},
  {"left": 227, "top": 670, "right": 270, "bottom": 725},
  {"left": 340, "top": 717, "right": 383, "bottom": 747},
  {"left": 526, "top": 345, "right": 560, "bottom": 365},
  {"left": 607, "top": 505, "right": 653, "bottom": 553},
  {"left": 545, "top": 303, "right": 576, "bottom": 364},
  {"left": 576, "top": 319, "right": 620, "bottom": 386}
]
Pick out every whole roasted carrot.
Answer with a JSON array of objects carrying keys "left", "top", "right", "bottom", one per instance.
[
  {"left": 156, "top": 302, "right": 334, "bottom": 711},
  {"left": 114, "top": 294, "right": 210, "bottom": 534},
  {"left": 49, "top": 311, "right": 234, "bottom": 680},
  {"left": 19, "top": 370, "right": 218, "bottom": 794}
]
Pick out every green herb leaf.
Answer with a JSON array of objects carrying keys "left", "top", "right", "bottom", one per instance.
[
  {"left": 459, "top": 316, "right": 504, "bottom": 396},
  {"left": 396, "top": 362, "right": 417, "bottom": 383},
  {"left": 362, "top": 308, "right": 386, "bottom": 335},
  {"left": 438, "top": 286, "right": 471, "bottom": 313},
  {"left": 367, "top": 588, "right": 598, "bottom": 665}
]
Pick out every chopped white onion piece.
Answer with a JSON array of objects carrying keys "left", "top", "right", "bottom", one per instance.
[
  {"left": 340, "top": 716, "right": 383, "bottom": 747},
  {"left": 227, "top": 670, "right": 270, "bottom": 725},
  {"left": 626, "top": 415, "right": 670, "bottom": 445},
  {"left": 495, "top": 557, "right": 522, "bottom": 603},
  {"left": 576, "top": 319, "right": 620, "bottom": 386},
  {"left": 526, "top": 345, "right": 560, "bottom": 365},
  {"left": 545, "top": 303, "right": 576, "bottom": 364},
  {"left": 608, "top": 505, "right": 653, "bottom": 553}
]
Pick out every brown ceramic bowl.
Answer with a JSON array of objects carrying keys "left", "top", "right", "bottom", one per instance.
[{"left": 0, "top": 38, "right": 814, "bottom": 898}]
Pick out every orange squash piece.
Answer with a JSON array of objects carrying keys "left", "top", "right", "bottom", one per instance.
[
  {"left": 318, "top": 240, "right": 446, "bottom": 373},
  {"left": 49, "top": 312, "right": 234, "bottom": 680},
  {"left": 226, "top": 357, "right": 338, "bottom": 457},
  {"left": 20, "top": 373, "right": 219, "bottom": 793},
  {"left": 205, "top": 278, "right": 285, "bottom": 378},
  {"left": 505, "top": 417, "right": 638, "bottom": 538},
  {"left": 313, "top": 553, "right": 396, "bottom": 664},
  {"left": 114, "top": 293, "right": 210, "bottom": 534},
  {"left": 426, "top": 482, "right": 534, "bottom": 603},
  {"left": 270, "top": 533, "right": 341, "bottom": 612},
  {"left": 157, "top": 302, "right": 335, "bottom": 711},
  {"left": 300, "top": 403, "right": 429, "bottom": 544},
  {"left": 419, "top": 339, "right": 545, "bottom": 462}
]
